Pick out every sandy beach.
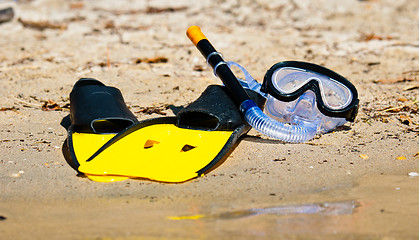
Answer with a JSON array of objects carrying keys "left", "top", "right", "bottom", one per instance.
[{"left": 0, "top": 0, "right": 418, "bottom": 239}]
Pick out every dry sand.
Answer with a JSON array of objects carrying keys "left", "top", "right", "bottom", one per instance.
[{"left": 0, "top": 0, "right": 418, "bottom": 239}]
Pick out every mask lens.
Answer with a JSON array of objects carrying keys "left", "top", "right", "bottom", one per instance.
[
  {"left": 320, "top": 77, "right": 352, "bottom": 109},
  {"left": 271, "top": 67, "right": 312, "bottom": 93},
  {"left": 271, "top": 67, "right": 353, "bottom": 110}
]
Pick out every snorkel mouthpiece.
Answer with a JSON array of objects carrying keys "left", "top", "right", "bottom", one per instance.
[{"left": 240, "top": 99, "right": 317, "bottom": 142}]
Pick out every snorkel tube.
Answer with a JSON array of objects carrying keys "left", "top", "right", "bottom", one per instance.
[{"left": 187, "top": 26, "right": 317, "bottom": 142}]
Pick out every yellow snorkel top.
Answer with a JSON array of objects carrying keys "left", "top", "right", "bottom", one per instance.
[{"left": 187, "top": 26, "right": 207, "bottom": 46}]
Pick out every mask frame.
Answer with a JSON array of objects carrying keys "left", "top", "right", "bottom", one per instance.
[{"left": 262, "top": 61, "right": 359, "bottom": 122}]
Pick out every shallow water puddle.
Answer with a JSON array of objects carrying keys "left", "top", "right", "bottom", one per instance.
[
  {"left": 163, "top": 173, "right": 419, "bottom": 238},
  {"left": 168, "top": 200, "right": 357, "bottom": 220}
]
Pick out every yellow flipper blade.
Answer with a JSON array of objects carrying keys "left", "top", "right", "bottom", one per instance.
[
  {"left": 78, "top": 124, "right": 232, "bottom": 183},
  {"left": 71, "top": 132, "right": 128, "bottom": 182},
  {"left": 72, "top": 133, "right": 115, "bottom": 162}
]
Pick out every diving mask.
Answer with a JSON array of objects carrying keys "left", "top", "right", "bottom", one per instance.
[{"left": 227, "top": 61, "right": 359, "bottom": 139}]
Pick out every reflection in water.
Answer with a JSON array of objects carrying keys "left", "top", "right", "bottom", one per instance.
[{"left": 169, "top": 200, "right": 357, "bottom": 220}]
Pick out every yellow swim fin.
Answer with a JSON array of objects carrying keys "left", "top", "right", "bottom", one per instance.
[
  {"left": 77, "top": 85, "right": 265, "bottom": 183},
  {"left": 78, "top": 119, "right": 242, "bottom": 182}
]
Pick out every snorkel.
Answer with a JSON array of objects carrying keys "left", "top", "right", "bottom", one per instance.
[{"left": 187, "top": 26, "right": 321, "bottom": 142}]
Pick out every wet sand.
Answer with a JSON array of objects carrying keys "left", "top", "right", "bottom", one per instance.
[{"left": 0, "top": 0, "right": 418, "bottom": 239}]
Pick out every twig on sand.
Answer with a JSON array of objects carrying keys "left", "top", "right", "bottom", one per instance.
[
  {"left": 18, "top": 18, "right": 67, "bottom": 31},
  {"left": 378, "top": 100, "right": 419, "bottom": 113},
  {"left": 13, "top": 97, "right": 40, "bottom": 108}
]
